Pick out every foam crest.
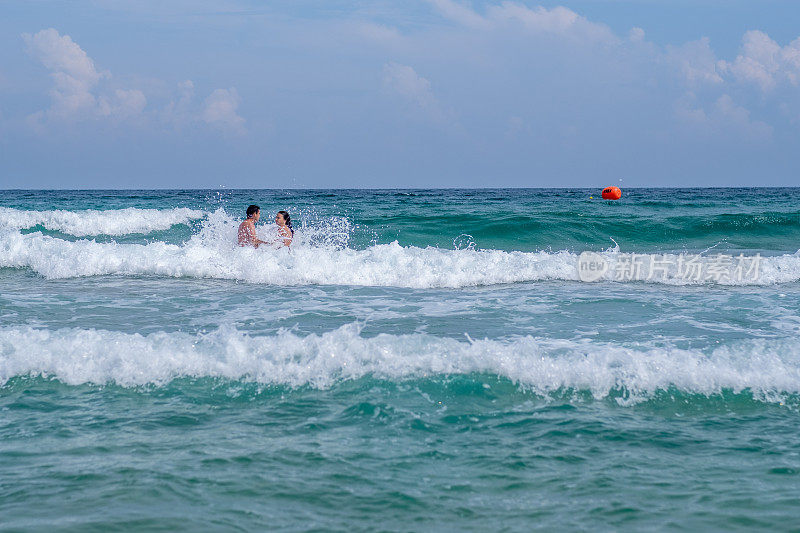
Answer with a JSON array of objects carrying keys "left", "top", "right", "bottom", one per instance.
[
  {"left": 2, "top": 324, "right": 799, "bottom": 403},
  {"left": 2, "top": 225, "right": 799, "bottom": 287},
  {"left": 0, "top": 207, "right": 205, "bottom": 236},
  {"left": 1, "top": 209, "right": 798, "bottom": 287},
  {"left": 0, "top": 225, "right": 576, "bottom": 286}
]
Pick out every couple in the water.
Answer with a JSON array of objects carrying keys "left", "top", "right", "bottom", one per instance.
[{"left": 237, "top": 205, "right": 293, "bottom": 248}]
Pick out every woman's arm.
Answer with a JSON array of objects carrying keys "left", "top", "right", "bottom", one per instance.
[{"left": 279, "top": 226, "right": 292, "bottom": 247}]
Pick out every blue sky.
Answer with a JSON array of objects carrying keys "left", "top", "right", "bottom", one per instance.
[{"left": 1, "top": 0, "right": 799, "bottom": 188}]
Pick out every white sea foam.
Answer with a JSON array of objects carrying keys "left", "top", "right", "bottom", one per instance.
[
  {"left": 1, "top": 208, "right": 799, "bottom": 287},
  {"left": 1, "top": 324, "right": 799, "bottom": 403},
  {"left": 0, "top": 207, "right": 206, "bottom": 236}
]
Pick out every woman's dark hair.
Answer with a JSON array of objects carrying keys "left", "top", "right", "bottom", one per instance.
[
  {"left": 246, "top": 205, "right": 260, "bottom": 218},
  {"left": 278, "top": 210, "right": 293, "bottom": 235}
]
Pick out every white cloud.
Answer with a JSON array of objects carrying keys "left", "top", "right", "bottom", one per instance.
[
  {"left": 428, "top": 0, "right": 489, "bottom": 29},
  {"left": 202, "top": 88, "right": 246, "bottom": 134},
  {"left": 665, "top": 30, "right": 800, "bottom": 93},
  {"left": 22, "top": 29, "right": 245, "bottom": 136},
  {"left": 667, "top": 37, "right": 724, "bottom": 86},
  {"left": 675, "top": 93, "right": 772, "bottom": 141},
  {"left": 661, "top": 30, "right": 800, "bottom": 137},
  {"left": 162, "top": 79, "right": 195, "bottom": 126},
  {"left": 720, "top": 30, "right": 800, "bottom": 91},
  {"left": 355, "top": 23, "right": 402, "bottom": 45},
  {"left": 22, "top": 28, "right": 106, "bottom": 117},
  {"left": 629, "top": 27, "right": 645, "bottom": 43},
  {"left": 22, "top": 28, "right": 148, "bottom": 122},
  {"left": 382, "top": 62, "right": 452, "bottom": 125},
  {"left": 383, "top": 63, "right": 436, "bottom": 107},
  {"left": 162, "top": 80, "right": 247, "bottom": 135},
  {"left": 428, "top": 0, "right": 617, "bottom": 43},
  {"left": 99, "top": 89, "right": 147, "bottom": 119},
  {"left": 401, "top": 3, "right": 788, "bottom": 141}
]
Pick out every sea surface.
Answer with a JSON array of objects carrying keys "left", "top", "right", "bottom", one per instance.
[{"left": 1, "top": 188, "right": 799, "bottom": 531}]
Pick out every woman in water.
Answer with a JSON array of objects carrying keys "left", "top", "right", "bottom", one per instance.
[{"left": 275, "top": 210, "right": 293, "bottom": 247}]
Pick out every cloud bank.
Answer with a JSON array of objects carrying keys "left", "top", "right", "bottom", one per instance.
[
  {"left": 21, "top": 28, "right": 244, "bottom": 134},
  {"left": 3, "top": 2, "right": 800, "bottom": 186}
]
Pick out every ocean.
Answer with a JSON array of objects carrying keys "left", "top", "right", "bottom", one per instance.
[{"left": 1, "top": 188, "right": 799, "bottom": 531}]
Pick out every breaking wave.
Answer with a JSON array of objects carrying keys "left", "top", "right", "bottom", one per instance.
[
  {"left": 0, "top": 206, "right": 206, "bottom": 236},
  {"left": 1, "top": 208, "right": 798, "bottom": 287},
  {"left": 1, "top": 323, "right": 799, "bottom": 404}
]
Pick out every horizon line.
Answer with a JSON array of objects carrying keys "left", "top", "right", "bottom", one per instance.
[{"left": 2, "top": 186, "right": 799, "bottom": 192}]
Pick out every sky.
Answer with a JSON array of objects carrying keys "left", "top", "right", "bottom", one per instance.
[{"left": 1, "top": 0, "right": 799, "bottom": 188}]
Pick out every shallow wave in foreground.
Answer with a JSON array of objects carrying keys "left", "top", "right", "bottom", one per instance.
[
  {"left": 0, "top": 206, "right": 206, "bottom": 236},
  {"left": 1, "top": 323, "right": 799, "bottom": 403}
]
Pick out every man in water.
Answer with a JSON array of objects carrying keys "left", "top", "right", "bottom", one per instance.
[{"left": 238, "top": 205, "right": 268, "bottom": 248}]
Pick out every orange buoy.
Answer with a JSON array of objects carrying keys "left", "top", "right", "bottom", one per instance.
[{"left": 601, "top": 186, "right": 622, "bottom": 200}]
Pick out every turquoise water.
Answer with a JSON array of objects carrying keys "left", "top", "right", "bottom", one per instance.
[{"left": 1, "top": 188, "right": 800, "bottom": 531}]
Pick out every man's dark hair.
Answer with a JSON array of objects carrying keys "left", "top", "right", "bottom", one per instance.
[{"left": 246, "top": 205, "right": 260, "bottom": 218}]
